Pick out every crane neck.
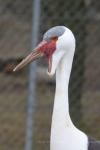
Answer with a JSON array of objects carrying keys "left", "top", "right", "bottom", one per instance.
[
  {"left": 52, "top": 51, "right": 75, "bottom": 127},
  {"left": 50, "top": 31, "right": 88, "bottom": 150}
]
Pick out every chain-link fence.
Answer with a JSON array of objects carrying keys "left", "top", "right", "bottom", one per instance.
[{"left": 0, "top": 0, "right": 100, "bottom": 150}]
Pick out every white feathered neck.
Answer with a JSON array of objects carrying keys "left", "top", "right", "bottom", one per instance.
[{"left": 50, "top": 28, "right": 88, "bottom": 150}]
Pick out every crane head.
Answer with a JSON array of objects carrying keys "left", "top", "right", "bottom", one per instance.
[{"left": 13, "top": 26, "right": 75, "bottom": 76}]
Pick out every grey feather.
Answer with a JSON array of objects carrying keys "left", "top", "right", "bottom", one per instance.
[
  {"left": 88, "top": 137, "right": 100, "bottom": 150},
  {"left": 43, "top": 26, "right": 65, "bottom": 41}
]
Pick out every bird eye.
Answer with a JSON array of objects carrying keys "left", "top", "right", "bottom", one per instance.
[{"left": 51, "top": 37, "right": 58, "bottom": 42}]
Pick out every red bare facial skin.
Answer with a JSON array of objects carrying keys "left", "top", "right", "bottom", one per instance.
[
  {"left": 37, "top": 38, "right": 57, "bottom": 56},
  {"left": 13, "top": 37, "right": 58, "bottom": 72},
  {"left": 38, "top": 38, "right": 57, "bottom": 72}
]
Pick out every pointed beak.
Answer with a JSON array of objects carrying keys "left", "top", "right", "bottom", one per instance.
[
  {"left": 13, "top": 41, "right": 47, "bottom": 72},
  {"left": 13, "top": 39, "right": 57, "bottom": 73}
]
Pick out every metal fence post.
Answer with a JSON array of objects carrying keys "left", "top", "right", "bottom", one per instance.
[{"left": 25, "top": 0, "right": 41, "bottom": 150}]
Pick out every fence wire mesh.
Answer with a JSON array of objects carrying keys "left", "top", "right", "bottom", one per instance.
[{"left": 0, "top": 0, "right": 100, "bottom": 150}]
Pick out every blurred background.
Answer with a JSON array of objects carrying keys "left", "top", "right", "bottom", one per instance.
[{"left": 0, "top": 0, "right": 100, "bottom": 150}]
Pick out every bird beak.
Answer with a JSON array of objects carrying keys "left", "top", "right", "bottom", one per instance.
[
  {"left": 13, "top": 39, "right": 56, "bottom": 73},
  {"left": 13, "top": 41, "right": 47, "bottom": 72}
]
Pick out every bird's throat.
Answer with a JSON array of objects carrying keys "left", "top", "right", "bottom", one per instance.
[{"left": 51, "top": 52, "right": 75, "bottom": 134}]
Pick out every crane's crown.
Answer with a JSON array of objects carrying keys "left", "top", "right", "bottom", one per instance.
[{"left": 43, "top": 26, "right": 66, "bottom": 41}]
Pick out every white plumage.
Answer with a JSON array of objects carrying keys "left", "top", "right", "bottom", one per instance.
[
  {"left": 14, "top": 26, "right": 100, "bottom": 150},
  {"left": 49, "top": 27, "right": 88, "bottom": 150}
]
